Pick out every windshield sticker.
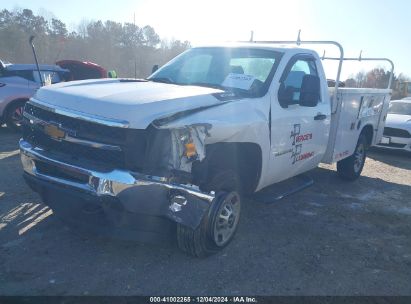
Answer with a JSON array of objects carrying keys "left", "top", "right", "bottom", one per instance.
[{"left": 222, "top": 73, "right": 256, "bottom": 90}]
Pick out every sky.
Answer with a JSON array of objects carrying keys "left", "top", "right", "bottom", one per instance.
[{"left": 3, "top": 0, "right": 411, "bottom": 80}]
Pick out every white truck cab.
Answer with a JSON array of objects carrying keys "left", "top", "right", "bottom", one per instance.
[{"left": 20, "top": 38, "right": 393, "bottom": 257}]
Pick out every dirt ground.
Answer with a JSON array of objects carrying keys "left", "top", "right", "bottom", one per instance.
[{"left": 1, "top": 126, "right": 410, "bottom": 296}]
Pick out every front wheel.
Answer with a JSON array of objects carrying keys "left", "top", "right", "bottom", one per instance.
[
  {"left": 177, "top": 170, "right": 242, "bottom": 257},
  {"left": 337, "top": 134, "right": 367, "bottom": 181}
]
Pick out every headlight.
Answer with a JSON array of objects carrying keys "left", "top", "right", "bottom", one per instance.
[
  {"left": 176, "top": 129, "right": 198, "bottom": 159},
  {"left": 169, "top": 125, "right": 209, "bottom": 172}
]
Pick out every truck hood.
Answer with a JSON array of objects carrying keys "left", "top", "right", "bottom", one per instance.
[
  {"left": 386, "top": 113, "right": 411, "bottom": 131},
  {"left": 33, "top": 79, "right": 224, "bottom": 129}
]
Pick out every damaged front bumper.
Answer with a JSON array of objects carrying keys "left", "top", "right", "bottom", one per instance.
[{"left": 20, "top": 140, "right": 215, "bottom": 239}]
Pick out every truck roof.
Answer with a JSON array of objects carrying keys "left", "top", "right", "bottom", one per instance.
[{"left": 193, "top": 43, "right": 318, "bottom": 55}]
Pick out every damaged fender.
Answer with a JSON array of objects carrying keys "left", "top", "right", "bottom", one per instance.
[{"left": 152, "top": 96, "right": 271, "bottom": 191}]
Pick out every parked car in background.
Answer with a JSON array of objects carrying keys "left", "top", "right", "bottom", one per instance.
[
  {"left": 0, "top": 59, "right": 113, "bottom": 131},
  {"left": 0, "top": 61, "right": 69, "bottom": 130},
  {"left": 377, "top": 98, "right": 411, "bottom": 152},
  {"left": 56, "top": 60, "right": 108, "bottom": 80}
]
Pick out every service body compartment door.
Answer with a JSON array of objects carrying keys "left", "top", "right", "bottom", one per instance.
[{"left": 323, "top": 89, "right": 391, "bottom": 164}]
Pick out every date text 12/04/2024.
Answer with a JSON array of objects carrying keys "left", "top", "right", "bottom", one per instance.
[{"left": 149, "top": 296, "right": 257, "bottom": 303}]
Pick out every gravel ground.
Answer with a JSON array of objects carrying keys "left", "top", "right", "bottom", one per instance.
[{"left": 0, "top": 126, "right": 410, "bottom": 296}]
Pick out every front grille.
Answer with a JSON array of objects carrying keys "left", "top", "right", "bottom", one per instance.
[
  {"left": 23, "top": 102, "right": 149, "bottom": 171},
  {"left": 25, "top": 127, "right": 126, "bottom": 168},
  {"left": 383, "top": 127, "right": 411, "bottom": 138},
  {"left": 24, "top": 102, "right": 128, "bottom": 145}
]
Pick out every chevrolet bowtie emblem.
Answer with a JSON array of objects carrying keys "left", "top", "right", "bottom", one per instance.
[{"left": 44, "top": 123, "right": 66, "bottom": 140}]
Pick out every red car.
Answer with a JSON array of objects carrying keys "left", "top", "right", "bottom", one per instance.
[{"left": 56, "top": 60, "right": 108, "bottom": 80}]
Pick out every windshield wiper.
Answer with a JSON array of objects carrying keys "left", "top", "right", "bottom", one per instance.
[
  {"left": 187, "top": 82, "right": 228, "bottom": 90},
  {"left": 189, "top": 82, "right": 254, "bottom": 97},
  {"left": 147, "top": 79, "right": 251, "bottom": 95},
  {"left": 147, "top": 77, "right": 176, "bottom": 84},
  {"left": 196, "top": 82, "right": 250, "bottom": 92}
]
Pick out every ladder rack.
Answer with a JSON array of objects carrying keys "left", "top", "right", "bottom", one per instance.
[{"left": 240, "top": 30, "right": 395, "bottom": 105}]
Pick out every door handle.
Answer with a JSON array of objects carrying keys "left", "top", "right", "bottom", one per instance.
[{"left": 314, "top": 113, "right": 327, "bottom": 120}]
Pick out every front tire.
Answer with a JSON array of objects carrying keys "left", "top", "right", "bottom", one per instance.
[
  {"left": 177, "top": 169, "right": 242, "bottom": 257},
  {"left": 337, "top": 134, "right": 367, "bottom": 181}
]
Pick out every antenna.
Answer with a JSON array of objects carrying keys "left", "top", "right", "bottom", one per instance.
[
  {"left": 249, "top": 30, "right": 254, "bottom": 42},
  {"left": 29, "top": 36, "right": 44, "bottom": 87},
  {"left": 359, "top": 50, "right": 363, "bottom": 61}
]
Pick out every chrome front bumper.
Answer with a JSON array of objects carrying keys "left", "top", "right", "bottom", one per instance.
[{"left": 20, "top": 140, "right": 215, "bottom": 229}]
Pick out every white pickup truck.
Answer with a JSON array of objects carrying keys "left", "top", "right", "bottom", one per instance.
[{"left": 20, "top": 38, "right": 393, "bottom": 257}]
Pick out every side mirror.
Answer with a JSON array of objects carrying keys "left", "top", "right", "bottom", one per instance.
[
  {"left": 300, "top": 74, "right": 320, "bottom": 107},
  {"left": 152, "top": 65, "right": 159, "bottom": 74},
  {"left": 278, "top": 84, "right": 294, "bottom": 108}
]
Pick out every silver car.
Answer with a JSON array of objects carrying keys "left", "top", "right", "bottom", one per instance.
[
  {"left": 377, "top": 98, "right": 411, "bottom": 152},
  {"left": 0, "top": 60, "right": 69, "bottom": 130}
]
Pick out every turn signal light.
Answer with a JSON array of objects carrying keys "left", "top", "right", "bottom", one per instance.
[{"left": 184, "top": 142, "right": 197, "bottom": 158}]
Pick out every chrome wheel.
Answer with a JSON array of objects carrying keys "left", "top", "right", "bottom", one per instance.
[
  {"left": 213, "top": 192, "right": 241, "bottom": 247},
  {"left": 177, "top": 169, "right": 242, "bottom": 257},
  {"left": 354, "top": 143, "right": 365, "bottom": 173}
]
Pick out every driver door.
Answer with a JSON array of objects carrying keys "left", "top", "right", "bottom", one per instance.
[{"left": 268, "top": 54, "right": 330, "bottom": 183}]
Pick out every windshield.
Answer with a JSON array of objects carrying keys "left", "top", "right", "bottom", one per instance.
[
  {"left": 148, "top": 47, "right": 282, "bottom": 97},
  {"left": 388, "top": 102, "right": 411, "bottom": 115}
]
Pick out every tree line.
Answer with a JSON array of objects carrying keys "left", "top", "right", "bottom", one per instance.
[
  {"left": 0, "top": 8, "right": 190, "bottom": 78},
  {"left": 1, "top": 8, "right": 409, "bottom": 98},
  {"left": 345, "top": 68, "right": 410, "bottom": 99}
]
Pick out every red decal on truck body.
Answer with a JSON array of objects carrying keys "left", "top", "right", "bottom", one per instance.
[
  {"left": 296, "top": 151, "right": 315, "bottom": 162},
  {"left": 295, "top": 133, "right": 313, "bottom": 143}
]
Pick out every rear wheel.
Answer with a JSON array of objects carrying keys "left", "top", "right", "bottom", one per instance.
[
  {"left": 6, "top": 100, "right": 26, "bottom": 132},
  {"left": 177, "top": 169, "right": 242, "bottom": 257},
  {"left": 337, "top": 134, "right": 367, "bottom": 181}
]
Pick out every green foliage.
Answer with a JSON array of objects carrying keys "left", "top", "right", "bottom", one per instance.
[{"left": 0, "top": 8, "right": 190, "bottom": 78}]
